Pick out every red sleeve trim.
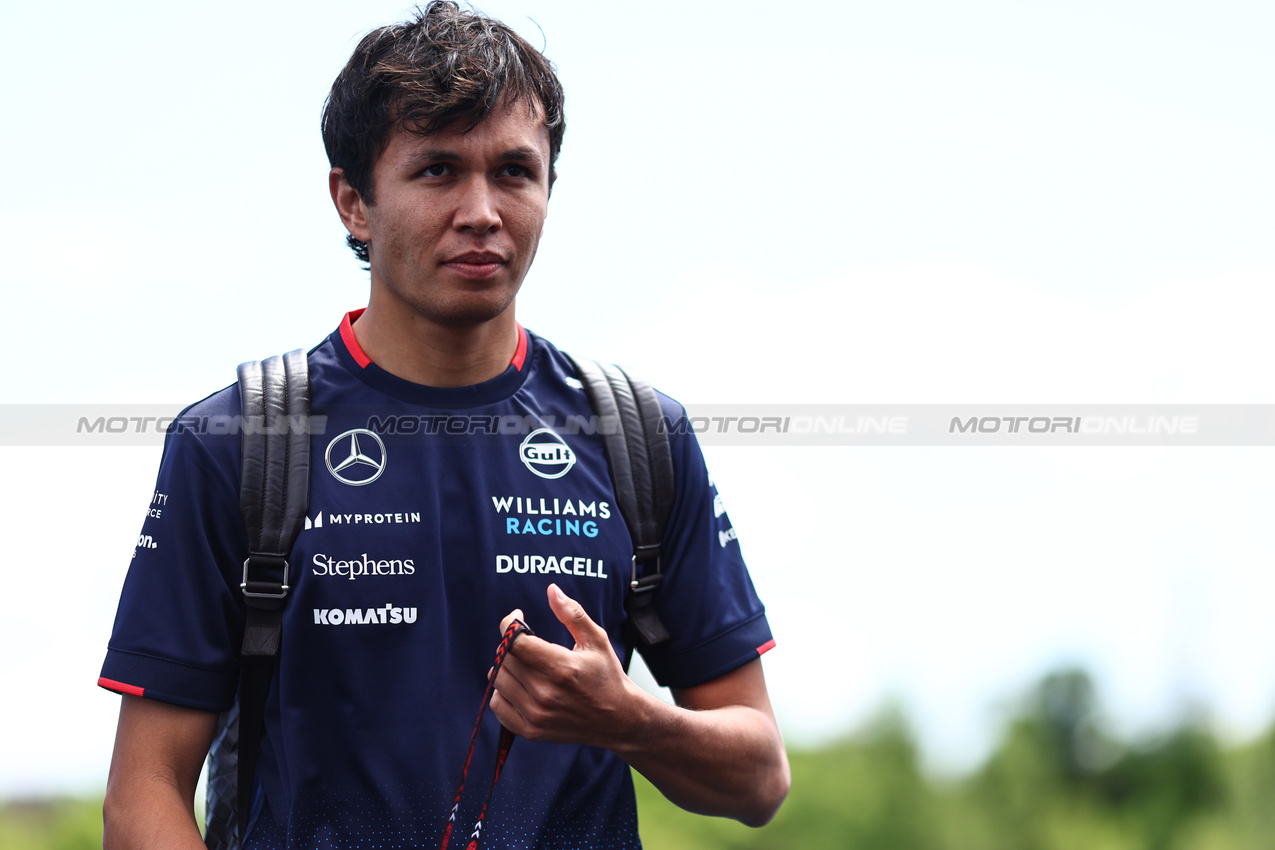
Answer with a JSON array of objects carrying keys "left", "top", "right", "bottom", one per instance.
[
  {"left": 98, "top": 677, "right": 145, "bottom": 698},
  {"left": 339, "top": 309, "right": 372, "bottom": 368},
  {"left": 756, "top": 639, "right": 776, "bottom": 656},
  {"left": 511, "top": 324, "right": 528, "bottom": 371}
]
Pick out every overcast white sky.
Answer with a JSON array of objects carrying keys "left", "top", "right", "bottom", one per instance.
[{"left": 2, "top": 0, "right": 1275, "bottom": 797}]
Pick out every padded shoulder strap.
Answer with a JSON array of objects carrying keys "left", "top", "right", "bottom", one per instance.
[
  {"left": 227, "top": 349, "right": 311, "bottom": 845},
  {"left": 566, "top": 355, "right": 674, "bottom": 645},
  {"left": 238, "top": 349, "right": 311, "bottom": 560}
]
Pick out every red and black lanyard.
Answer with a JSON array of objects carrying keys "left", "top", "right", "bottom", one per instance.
[{"left": 439, "top": 619, "right": 535, "bottom": 850}]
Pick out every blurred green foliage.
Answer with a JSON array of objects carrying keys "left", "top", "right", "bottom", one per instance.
[
  {"left": 0, "top": 798, "right": 102, "bottom": 850},
  {"left": 7, "top": 669, "right": 1275, "bottom": 849}
]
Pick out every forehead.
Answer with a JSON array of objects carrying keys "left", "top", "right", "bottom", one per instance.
[{"left": 380, "top": 104, "right": 551, "bottom": 168}]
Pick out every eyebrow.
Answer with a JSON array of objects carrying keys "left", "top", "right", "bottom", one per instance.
[
  {"left": 401, "top": 146, "right": 545, "bottom": 166},
  {"left": 497, "top": 146, "right": 545, "bottom": 164},
  {"left": 405, "top": 148, "right": 456, "bottom": 162}
]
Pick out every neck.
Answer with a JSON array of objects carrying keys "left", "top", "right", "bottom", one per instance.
[{"left": 350, "top": 305, "right": 520, "bottom": 388}]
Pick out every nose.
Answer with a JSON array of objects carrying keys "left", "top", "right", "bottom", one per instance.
[{"left": 453, "top": 177, "right": 501, "bottom": 234}]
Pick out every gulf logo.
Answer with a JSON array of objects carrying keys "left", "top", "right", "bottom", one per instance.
[{"left": 519, "top": 428, "right": 576, "bottom": 479}]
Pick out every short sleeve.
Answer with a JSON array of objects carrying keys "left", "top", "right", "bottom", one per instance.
[
  {"left": 98, "top": 388, "right": 248, "bottom": 711},
  {"left": 635, "top": 398, "right": 774, "bottom": 688}
]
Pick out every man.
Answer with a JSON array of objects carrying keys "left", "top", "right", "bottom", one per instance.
[{"left": 100, "top": 3, "right": 789, "bottom": 847}]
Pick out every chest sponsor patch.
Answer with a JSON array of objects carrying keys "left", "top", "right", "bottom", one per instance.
[
  {"left": 495, "top": 554, "right": 609, "bottom": 579},
  {"left": 311, "top": 552, "right": 416, "bottom": 580},
  {"left": 519, "top": 429, "right": 576, "bottom": 479},
  {"left": 313, "top": 604, "right": 417, "bottom": 625}
]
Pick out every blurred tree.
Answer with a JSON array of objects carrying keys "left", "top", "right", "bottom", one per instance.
[
  {"left": 1099, "top": 726, "right": 1225, "bottom": 850},
  {"left": 971, "top": 668, "right": 1112, "bottom": 850}
]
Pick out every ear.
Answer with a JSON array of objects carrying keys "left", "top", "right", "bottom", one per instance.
[{"left": 330, "top": 168, "right": 371, "bottom": 243}]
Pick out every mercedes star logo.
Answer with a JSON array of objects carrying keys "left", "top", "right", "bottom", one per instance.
[{"left": 325, "top": 428, "right": 387, "bottom": 486}]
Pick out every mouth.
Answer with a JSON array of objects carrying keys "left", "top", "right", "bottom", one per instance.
[{"left": 444, "top": 252, "right": 506, "bottom": 280}]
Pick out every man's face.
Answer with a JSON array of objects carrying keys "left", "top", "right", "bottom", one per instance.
[{"left": 341, "top": 105, "right": 552, "bottom": 329}]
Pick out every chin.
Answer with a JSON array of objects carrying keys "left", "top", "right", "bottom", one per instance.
[{"left": 425, "top": 294, "right": 518, "bottom": 329}]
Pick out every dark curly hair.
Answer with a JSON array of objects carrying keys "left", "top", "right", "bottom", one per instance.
[{"left": 321, "top": 2, "right": 567, "bottom": 262}]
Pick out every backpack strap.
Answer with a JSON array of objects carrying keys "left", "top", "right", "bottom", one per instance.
[
  {"left": 566, "top": 355, "right": 675, "bottom": 646},
  {"left": 230, "top": 350, "right": 311, "bottom": 843}
]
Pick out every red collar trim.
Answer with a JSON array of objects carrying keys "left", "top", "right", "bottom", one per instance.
[
  {"left": 510, "top": 323, "right": 529, "bottom": 371},
  {"left": 339, "top": 310, "right": 529, "bottom": 373},
  {"left": 339, "top": 309, "right": 372, "bottom": 368}
]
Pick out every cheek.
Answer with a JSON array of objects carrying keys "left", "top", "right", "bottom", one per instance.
[
  {"left": 378, "top": 208, "right": 441, "bottom": 256},
  {"left": 510, "top": 201, "right": 549, "bottom": 244}
]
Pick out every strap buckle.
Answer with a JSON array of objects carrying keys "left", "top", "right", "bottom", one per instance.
[
  {"left": 242, "top": 555, "right": 290, "bottom": 599},
  {"left": 629, "top": 554, "right": 662, "bottom": 591},
  {"left": 625, "top": 555, "right": 669, "bottom": 646}
]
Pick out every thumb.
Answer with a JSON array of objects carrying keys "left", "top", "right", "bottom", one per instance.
[{"left": 547, "top": 583, "right": 604, "bottom": 650}]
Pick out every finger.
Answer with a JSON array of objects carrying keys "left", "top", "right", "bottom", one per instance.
[
  {"left": 494, "top": 652, "right": 529, "bottom": 697},
  {"left": 499, "top": 608, "right": 525, "bottom": 635},
  {"left": 547, "top": 583, "right": 606, "bottom": 650},
  {"left": 489, "top": 685, "right": 532, "bottom": 736},
  {"left": 491, "top": 655, "right": 536, "bottom": 732},
  {"left": 495, "top": 648, "right": 529, "bottom": 688}
]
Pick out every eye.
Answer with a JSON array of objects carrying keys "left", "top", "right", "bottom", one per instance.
[
  {"left": 500, "top": 164, "right": 531, "bottom": 179},
  {"left": 421, "top": 163, "right": 452, "bottom": 178}
]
